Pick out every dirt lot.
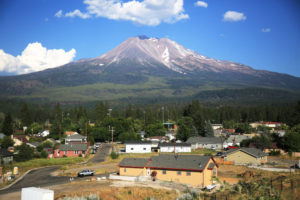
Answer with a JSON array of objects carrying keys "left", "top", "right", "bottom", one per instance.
[{"left": 0, "top": 179, "right": 180, "bottom": 200}]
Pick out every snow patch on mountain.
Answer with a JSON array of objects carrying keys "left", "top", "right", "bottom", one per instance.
[{"left": 162, "top": 47, "right": 170, "bottom": 64}]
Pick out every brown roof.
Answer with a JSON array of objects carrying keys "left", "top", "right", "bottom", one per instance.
[
  {"left": 13, "top": 135, "right": 29, "bottom": 143},
  {"left": 64, "top": 131, "right": 78, "bottom": 136}
]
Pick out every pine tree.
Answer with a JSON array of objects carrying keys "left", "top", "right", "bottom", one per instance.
[{"left": 2, "top": 113, "right": 13, "bottom": 136}]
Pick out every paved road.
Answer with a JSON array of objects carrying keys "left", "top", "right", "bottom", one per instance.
[
  {"left": 0, "top": 143, "right": 112, "bottom": 195},
  {"left": 89, "top": 143, "right": 112, "bottom": 163},
  {"left": 0, "top": 166, "right": 69, "bottom": 195}
]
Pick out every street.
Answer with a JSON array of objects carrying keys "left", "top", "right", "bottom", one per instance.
[{"left": 0, "top": 143, "right": 112, "bottom": 196}]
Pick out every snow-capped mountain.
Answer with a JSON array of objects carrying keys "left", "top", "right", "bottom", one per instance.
[
  {"left": 81, "top": 35, "right": 256, "bottom": 75},
  {"left": 0, "top": 35, "right": 300, "bottom": 103}
]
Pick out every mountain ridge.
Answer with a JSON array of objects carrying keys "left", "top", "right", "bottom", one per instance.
[{"left": 0, "top": 36, "right": 300, "bottom": 104}]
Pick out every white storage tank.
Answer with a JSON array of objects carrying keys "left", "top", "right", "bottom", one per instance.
[{"left": 21, "top": 187, "right": 54, "bottom": 200}]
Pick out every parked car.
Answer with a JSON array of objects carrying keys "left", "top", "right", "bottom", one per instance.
[
  {"left": 95, "top": 142, "right": 101, "bottom": 148},
  {"left": 77, "top": 169, "right": 95, "bottom": 177},
  {"left": 215, "top": 152, "right": 223, "bottom": 156}
]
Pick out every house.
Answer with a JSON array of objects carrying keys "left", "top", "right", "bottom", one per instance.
[
  {"left": 163, "top": 122, "right": 177, "bottom": 131},
  {"left": 65, "top": 134, "right": 87, "bottom": 144},
  {"left": 211, "top": 124, "right": 223, "bottom": 130},
  {"left": 186, "top": 137, "right": 228, "bottom": 150},
  {"left": 0, "top": 148, "right": 13, "bottom": 165},
  {"left": 125, "top": 141, "right": 152, "bottom": 153},
  {"left": 36, "top": 130, "right": 50, "bottom": 137},
  {"left": 54, "top": 143, "right": 88, "bottom": 158},
  {"left": 226, "top": 135, "right": 251, "bottom": 147},
  {"left": 139, "top": 131, "right": 146, "bottom": 139},
  {"left": 165, "top": 131, "right": 175, "bottom": 141},
  {"left": 148, "top": 136, "right": 168, "bottom": 143},
  {"left": 64, "top": 131, "right": 79, "bottom": 137},
  {"left": 159, "top": 143, "right": 191, "bottom": 153},
  {"left": 119, "top": 154, "right": 218, "bottom": 188},
  {"left": 261, "top": 122, "right": 282, "bottom": 128},
  {"left": 26, "top": 141, "right": 41, "bottom": 149},
  {"left": 223, "top": 147, "right": 267, "bottom": 165},
  {"left": 11, "top": 135, "right": 30, "bottom": 146},
  {"left": 0, "top": 133, "right": 5, "bottom": 140},
  {"left": 213, "top": 129, "right": 223, "bottom": 137},
  {"left": 223, "top": 129, "right": 235, "bottom": 135},
  {"left": 250, "top": 122, "right": 283, "bottom": 129},
  {"left": 45, "top": 138, "right": 56, "bottom": 145},
  {"left": 274, "top": 130, "right": 286, "bottom": 137}
]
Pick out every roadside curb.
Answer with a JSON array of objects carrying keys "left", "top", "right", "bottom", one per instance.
[{"left": 0, "top": 166, "right": 39, "bottom": 191}]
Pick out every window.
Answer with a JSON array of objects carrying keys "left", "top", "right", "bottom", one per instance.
[
  {"left": 131, "top": 148, "right": 134, "bottom": 150},
  {"left": 162, "top": 170, "right": 167, "bottom": 174},
  {"left": 213, "top": 168, "right": 217, "bottom": 176},
  {"left": 186, "top": 171, "right": 191, "bottom": 176},
  {"left": 177, "top": 171, "right": 181, "bottom": 175},
  {"left": 75, "top": 150, "right": 78, "bottom": 155},
  {"left": 124, "top": 168, "right": 126, "bottom": 172},
  {"left": 143, "top": 148, "right": 146, "bottom": 150}
]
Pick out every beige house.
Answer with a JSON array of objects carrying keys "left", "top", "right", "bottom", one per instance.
[
  {"left": 119, "top": 155, "right": 218, "bottom": 188},
  {"left": 223, "top": 148, "right": 267, "bottom": 165},
  {"left": 11, "top": 135, "right": 30, "bottom": 146}
]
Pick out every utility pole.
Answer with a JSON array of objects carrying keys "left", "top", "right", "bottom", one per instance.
[
  {"left": 59, "top": 124, "right": 61, "bottom": 141},
  {"left": 109, "top": 126, "right": 114, "bottom": 150},
  {"left": 162, "top": 106, "right": 164, "bottom": 124}
]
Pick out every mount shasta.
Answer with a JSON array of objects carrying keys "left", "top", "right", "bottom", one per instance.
[{"left": 1, "top": 36, "right": 300, "bottom": 104}]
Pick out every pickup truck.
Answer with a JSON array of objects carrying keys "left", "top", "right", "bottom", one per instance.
[{"left": 77, "top": 169, "right": 95, "bottom": 177}]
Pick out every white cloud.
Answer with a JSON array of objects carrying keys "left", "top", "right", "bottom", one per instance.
[
  {"left": 0, "top": 42, "right": 76, "bottom": 75},
  {"left": 262, "top": 28, "right": 271, "bottom": 33},
  {"left": 57, "top": 0, "right": 189, "bottom": 26},
  {"left": 65, "top": 9, "right": 91, "bottom": 19},
  {"left": 194, "top": 1, "right": 208, "bottom": 8},
  {"left": 55, "top": 10, "right": 63, "bottom": 18},
  {"left": 223, "top": 11, "right": 246, "bottom": 22}
]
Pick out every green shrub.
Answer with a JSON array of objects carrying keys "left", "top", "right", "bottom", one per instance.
[
  {"left": 40, "top": 150, "right": 48, "bottom": 158},
  {"left": 269, "top": 150, "right": 280, "bottom": 156},
  {"left": 110, "top": 151, "right": 119, "bottom": 159}
]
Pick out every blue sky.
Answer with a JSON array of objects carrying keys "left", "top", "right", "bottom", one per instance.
[{"left": 0, "top": 0, "right": 299, "bottom": 77}]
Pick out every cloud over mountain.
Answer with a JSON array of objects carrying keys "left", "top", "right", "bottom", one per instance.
[
  {"left": 0, "top": 42, "right": 76, "bottom": 75},
  {"left": 56, "top": 0, "right": 189, "bottom": 26}
]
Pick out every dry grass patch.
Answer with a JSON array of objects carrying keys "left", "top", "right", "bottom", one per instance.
[{"left": 54, "top": 182, "right": 177, "bottom": 200}]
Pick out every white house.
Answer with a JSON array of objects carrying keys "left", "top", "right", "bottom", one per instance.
[
  {"left": 186, "top": 137, "right": 228, "bottom": 150},
  {"left": 125, "top": 141, "right": 152, "bottom": 153},
  {"left": 165, "top": 131, "right": 175, "bottom": 140},
  {"left": 211, "top": 124, "right": 223, "bottom": 130},
  {"left": 36, "top": 130, "right": 50, "bottom": 137},
  {"left": 159, "top": 143, "right": 191, "bottom": 153}
]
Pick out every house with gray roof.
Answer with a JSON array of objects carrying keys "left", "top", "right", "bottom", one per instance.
[
  {"left": 65, "top": 134, "right": 87, "bottom": 144},
  {"left": 223, "top": 147, "right": 267, "bottom": 165},
  {"left": 0, "top": 148, "right": 13, "bottom": 165},
  {"left": 54, "top": 143, "right": 88, "bottom": 158},
  {"left": 118, "top": 154, "right": 218, "bottom": 188},
  {"left": 226, "top": 135, "right": 251, "bottom": 146},
  {"left": 159, "top": 143, "right": 191, "bottom": 153},
  {"left": 186, "top": 137, "right": 228, "bottom": 150}
]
